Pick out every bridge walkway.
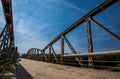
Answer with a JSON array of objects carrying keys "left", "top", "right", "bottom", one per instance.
[{"left": 18, "top": 58, "right": 120, "bottom": 79}]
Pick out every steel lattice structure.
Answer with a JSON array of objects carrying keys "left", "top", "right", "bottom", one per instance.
[
  {"left": 25, "top": 0, "right": 120, "bottom": 68},
  {"left": 0, "top": 0, "right": 18, "bottom": 73},
  {"left": 0, "top": 0, "right": 119, "bottom": 77}
]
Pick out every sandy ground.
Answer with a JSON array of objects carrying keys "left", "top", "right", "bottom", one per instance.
[{"left": 20, "top": 58, "right": 120, "bottom": 79}]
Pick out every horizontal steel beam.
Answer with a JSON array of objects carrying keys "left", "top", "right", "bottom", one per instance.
[
  {"left": 63, "top": 50, "right": 120, "bottom": 57},
  {"left": 43, "top": 0, "right": 118, "bottom": 51}
]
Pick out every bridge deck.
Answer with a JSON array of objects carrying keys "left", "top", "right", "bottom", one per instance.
[{"left": 19, "top": 58, "right": 120, "bottom": 79}]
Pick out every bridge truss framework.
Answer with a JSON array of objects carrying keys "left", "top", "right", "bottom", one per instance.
[
  {"left": 0, "top": 0, "right": 120, "bottom": 70},
  {"left": 26, "top": 0, "right": 120, "bottom": 68},
  {"left": 0, "top": 0, "right": 18, "bottom": 75}
]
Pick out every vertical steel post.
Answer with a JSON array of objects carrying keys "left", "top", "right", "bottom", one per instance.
[
  {"left": 35, "top": 49, "right": 37, "bottom": 60},
  {"left": 49, "top": 46, "right": 51, "bottom": 62},
  {"left": 37, "top": 49, "right": 39, "bottom": 60},
  {"left": 38, "top": 49, "right": 41, "bottom": 61},
  {"left": 41, "top": 50, "right": 47, "bottom": 61},
  {"left": 85, "top": 17, "right": 93, "bottom": 67},
  {"left": 61, "top": 36, "right": 64, "bottom": 63},
  {"left": 41, "top": 50, "right": 43, "bottom": 61}
]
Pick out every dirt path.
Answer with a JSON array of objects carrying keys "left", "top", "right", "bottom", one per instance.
[{"left": 20, "top": 58, "right": 120, "bottom": 79}]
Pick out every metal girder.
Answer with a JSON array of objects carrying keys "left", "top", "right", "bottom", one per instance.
[
  {"left": 26, "top": 48, "right": 41, "bottom": 55},
  {"left": 63, "top": 50, "right": 120, "bottom": 57},
  {"left": 50, "top": 45, "right": 58, "bottom": 63},
  {"left": 61, "top": 36, "right": 64, "bottom": 63},
  {"left": 1, "top": 0, "right": 14, "bottom": 43},
  {"left": 85, "top": 18, "right": 93, "bottom": 67},
  {"left": 41, "top": 50, "right": 47, "bottom": 61},
  {"left": 90, "top": 18, "right": 120, "bottom": 43},
  {"left": 49, "top": 46, "right": 52, "bottom": 62},
  {"left": 63, "top": 36, "right": 82, "bottom": 66},
  {"left": 43, "top": 0, "right": 118, "bottom": 51},
  {"left": 0, "top": 0, "right": 18, "bottom": 71},
  {"left": 26, "top": 48, "right": 48, "bottom": 61},
  {"left": 85, "top": 18, "right": 93, "bottom": 53},
  {"left": 1, "top": 0, "right": 13, "bottom": 24},
  {"left": 26, "top": 0, "right": 120, "bottom": 68}
]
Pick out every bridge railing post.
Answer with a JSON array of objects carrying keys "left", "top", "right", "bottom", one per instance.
[
  {"left": 85, "top": 17, "right": 93, "bottom": 68},
  {"left": 42, "top": 50, "right": 47, "bottom": 62},
  {"left": 61, "top": 35, "right": 64, "bottom": 64},
  {"left": 49, "top": 46, "right": 51, "bottom": 62}
]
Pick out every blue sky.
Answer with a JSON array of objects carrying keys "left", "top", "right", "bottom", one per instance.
[{"left": 0, "top": 0, "right": 120, "bottom": 54}]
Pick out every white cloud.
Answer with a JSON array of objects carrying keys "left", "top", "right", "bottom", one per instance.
[
  {"left": 11, "top": 0, "right": 87, "bottom": 54},
  {"left": 15, "top": 20, "right": 30, "bottom": 35},
  {"left": 12, "top": 0, "right": 52, "bottom": 53},
  {"left": 59, "top": 0, "right": 86, "bottom": 13},
  {"left": 14, "top": 18, "right": 49, "bottom": 53},
  {"left": 45, "top": 0, "right": 86, "bottom": 13},
  {"left": 13, "top": 13, "right": 61, "bottom": 53}
]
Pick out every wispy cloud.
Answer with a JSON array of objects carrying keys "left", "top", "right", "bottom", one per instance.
[
  {"left": 13, "top": 7, "right": 63, "bottom": 53},
  {"left": 44, "top": 0, "right": 86, "bottom": 13},
  {"left": 11, "top": 0, "right": 52, "bottom": 53},
  {"left": 60, "top": 0, "right": 86, "bottom": 13},
  {"left": 11, "top": 0, "right": 95, "bottom": 53},
  {"left": 14, "top": 17, "right": 50, "bottom": 53}
]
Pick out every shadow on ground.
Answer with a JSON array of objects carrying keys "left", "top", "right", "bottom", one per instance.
[
  {"left": 1, "top": 63, "right": 34, "bottom": 79},
  {"left": 16, "top": 63, "right": 34, "bottom": 79}
]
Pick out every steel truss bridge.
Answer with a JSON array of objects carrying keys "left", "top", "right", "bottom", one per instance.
[
  {"left": 0, "top": 0, "right": 18, "bottom": 76},
  {"left": 0, "top": 0, "right": 120, "bottom": 75}
]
